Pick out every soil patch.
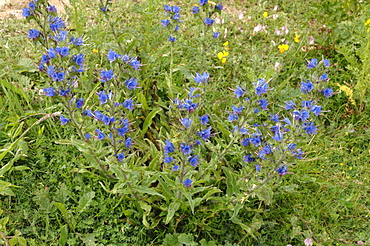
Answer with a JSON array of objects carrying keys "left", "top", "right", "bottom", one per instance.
[{"left": 0, "top": 0, "right": 69, "bottom": 19}]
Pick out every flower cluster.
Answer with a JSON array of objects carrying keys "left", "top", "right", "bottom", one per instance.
[
  {"left": 228, "top": 59, "right": 333, "bottom": 176},
  {"left": 161, "top": 5, "right": 181, "bottom": 42},
  {"left": 164, "top": 72, "right": 213, "bottom": 187}
]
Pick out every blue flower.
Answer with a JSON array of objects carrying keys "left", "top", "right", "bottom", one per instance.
[
  {"left": 272, "top": 129, "right": 284, "bottom": 141},
  {"left": 168, "top": 36, "right": 176, "bottom": 42},
  {"left": 228, "top": 112, "right": 238, "bottom": 122},
  {"left": 293, "top": 109, "right": 310, "bottom": 122},
  {"left": 130, "top": 59, "right": 141, "bottom": 70},
  {"left": 200, "top": 115, "right": 209, "bottom": 125},
  {"left": 97, "top": 91, "right": 109, "bottom": 104},
  {"left": 269, "top": 114, "right": 280, "bottom": 122},
  {"left": 164, "top": 153, "right": 174, "bottom": 163},
  {"left": 117, "top": 153, "right": 125, "bottom": 162},
  {"left": 188, "top": 155, "right": 199, "bottom": 167},
  {"left": 302, "top": 122, "right": 317, "bottom": 135},
  {"left": 204, "top": 18, "right": 214, "bottom": 26},
  {"left": 322, "top": 88, "right": 333, "bottom": 98},
  {"left": 70, "top": 36, "right": 83, "bottom": 46},
  {"left": 43, "top": 87, "right": 56, "bottom": 96},
  {"left": 76, "top": 98, "right": 84, "bottom": 109},
  {"left": 310, "top": 105, "right": 322, "bottom": 116},
  {"left": 123, "top": 98, "right": 135, "bottom": 110},
  {"left": 164, "top": 140, "right": 175, "bottom": 153},
  {"left": 58, "top": 47, "right": 69, "bottom": 57},
  {"left": 100, "top": 70, "right": 114, "bottom": 82},
  {"left": 125, "top": 137, "right": 133, "bottom": 148},
  {"left": 93, "top": 110, "right": 104, "bottom": 121},
  {"left": 192, "top": 6, "right": 200, "bottom": 14},
  {"left": 243, "top": 154, "right": 255, "bottom": 163},
  {"left": 47, "top": 66, "right": 57, "bottom": 81},
  {"left": 323, "top": 59, "right": 330, "bottom": 67},
  {"left": 300, "top": 80, "right": 313, "bottom": 94},
  {"left": 85, "top": 133, "right": 91, "bottom": 140},
  {"left": 41, "top": 55, "right": 50, "bottom": 64},
  {"left": 199, "top": 0, "right": 208, "bottom": 6},
  {"left": 56, "top": 72, "right": 65, "bottom": 82},
  {"left": 28, "top": 29, "right": 40, "bottom": 40},
  {"left": 47, "top": 5, "right": 57, "bottom": 12},
  {"left": 95, "top": 129, "right": 105, "bottom": 140},
  {"left": 181, "top": 118, "right": 192, "bottom": 128},
  {"left": 302, "top": 100, "right": 314, "bottom": 108},
  {"left": 198, "top": 127, "right": 212, "bottom": 140},
  {"left": 60, "top": 114, "right": 70, "bottom": 125},
  {"left": 183, "top": 178, "right": 192, "bottom": 187},
  {"left": 172, "top": 164, "right": 179, "bottom": 171},
  {"left": 117, "top": 127, "right": 129, "bottom": 137},
  {"left": 249, "top": 136, "right": 261, "bottom": 147},
  {"left": 124, "top": 78, "right": 139, "bottom": 90},
  {"left": 72, "top": 54, "right": 84, "bottom": 66},
  {"left": 161, "top": 19, "right": 170, "bottom": 27},
  {"left": 213, "top": 32, "right": 219, "bottom": 38},
  {"left": 234, "top": 85, "right": 245, "bottom": 98},
  {"left": 276, "top": 165, "right": 288, "bottom": 175},
  {"left": 107, "top": 49, "right": 120, "bottom": 62},
  {"left": 59, "top": 88, "right": 69, "bottom": 96},
  {"left": 194, "top": 72, "right": 210, "bottom": 83},
  {"left": 29, "top": 1, "right": 36, "bottom": 10},
  {"left": 232, "top": 105, "right": 244, "bottom": 114},
  {"left": 258, "top": 99, "right": 268, "bottom": 110},
  {"left": 49, "top": 16, "right": 66, "bottom": 32},
  {"left": 215, "top": 3, "right": 223, "bottom": 10},
  {"left": 55, "top": 31, "right": 68, "bottom": 42},
  {"left": 255, "top": 79, "right": 268, "bottom": 96},
  {"left": 180, "top": 143, "right": 192, "bottom": 155},
  {"left": 22, "top": 7, "right": 32, "bottom": 17},
  {"left": 255, "top": 164, "right": 261, "bottom": 172},
  {"left": 320, "top": 73, "right": 329, "bottom": 81},
  {"left": 307, "top": 58, "right": 318, "bottom": 69},
  {"left": 171, "top": 6, "right": 181, "bottom": 13}
]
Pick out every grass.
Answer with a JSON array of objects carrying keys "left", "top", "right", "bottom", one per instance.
[{"left": 0, "top": 0, "right": 369, "bottom": 245}]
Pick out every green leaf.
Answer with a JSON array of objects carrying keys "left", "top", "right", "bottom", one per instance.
[
  {"left": 165, "top": 201, "right": 181, "bottom": 224},
  {"left": 59, "top": 224, "right": 68, "bottom": 246},
  {"left": 133, "top": 186, "right": 165, "bottom": 200},
  {"left": 178, "top": 233, "right": 198, "bottom": 245},
  {"left": 76, "top": 191, "right": 95, "bottom": 215},
  {"left": 182, "top": 189, "right": 195, "bottom": 214},
  {"left": 141, "top": 107, "right": 162, "bottom": 136},
  {"left": 222, "top": 167, "right": 237, "bottom": 196}
]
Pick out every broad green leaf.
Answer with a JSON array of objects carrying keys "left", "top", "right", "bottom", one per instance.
[
  {"left": 222, "top": 167, "right": 237, "bottom": 196},
  {"left": 165, "top": 201, "right": 181, "bottom": 224},
  {"left": 182, "top": 189, "right": 195, "bottom": 214},
  {"left": 133, "top": 186, "right": 165, "bottom": 200},
  {"left": 59, "top": 224, "right": 68, "bottom": 246},
  {"left": 141, "top": 107, "right": 162, "bottom": 136},
  {"left": 178, "top": 233, "right": 197, "bottom": 245},
  {"left": 77, "top": 191, "right": 95, "bottom": 214}
]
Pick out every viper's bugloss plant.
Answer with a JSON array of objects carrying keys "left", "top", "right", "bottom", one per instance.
[{"left": 22, "top": 0, "right": 339, "bottom": 241}]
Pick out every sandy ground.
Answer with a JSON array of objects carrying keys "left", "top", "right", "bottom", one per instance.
[{"left": 0, "top": 0, "right": 69, "bottom": 19}]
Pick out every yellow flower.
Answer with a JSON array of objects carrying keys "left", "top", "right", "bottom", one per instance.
[
  {"left": 294, "top": 34, "right": 300, "bottom": 42},
  {"left": 93, "top": 49, "right": 98, "bottom": 53},
  {"left": 336, "top": 83, "right": 356, "bottom": 105},
  {"left": 365, "top": 19, "right": 370, "bottom": 26},
  {"left": 223, "top": 41, "right": 229, "bottom": 46},
  {"left": 218, "top": 50, "right": 229, "bottom": 63},
  {"left": 278, "top": 44, "right": 289, "bottom": 53},
  {"left": 263, "top": 12, "right": 268, "bottom": 18},
  {"left": 224, "top": 46, "right": 230, "bottom": 51}
]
